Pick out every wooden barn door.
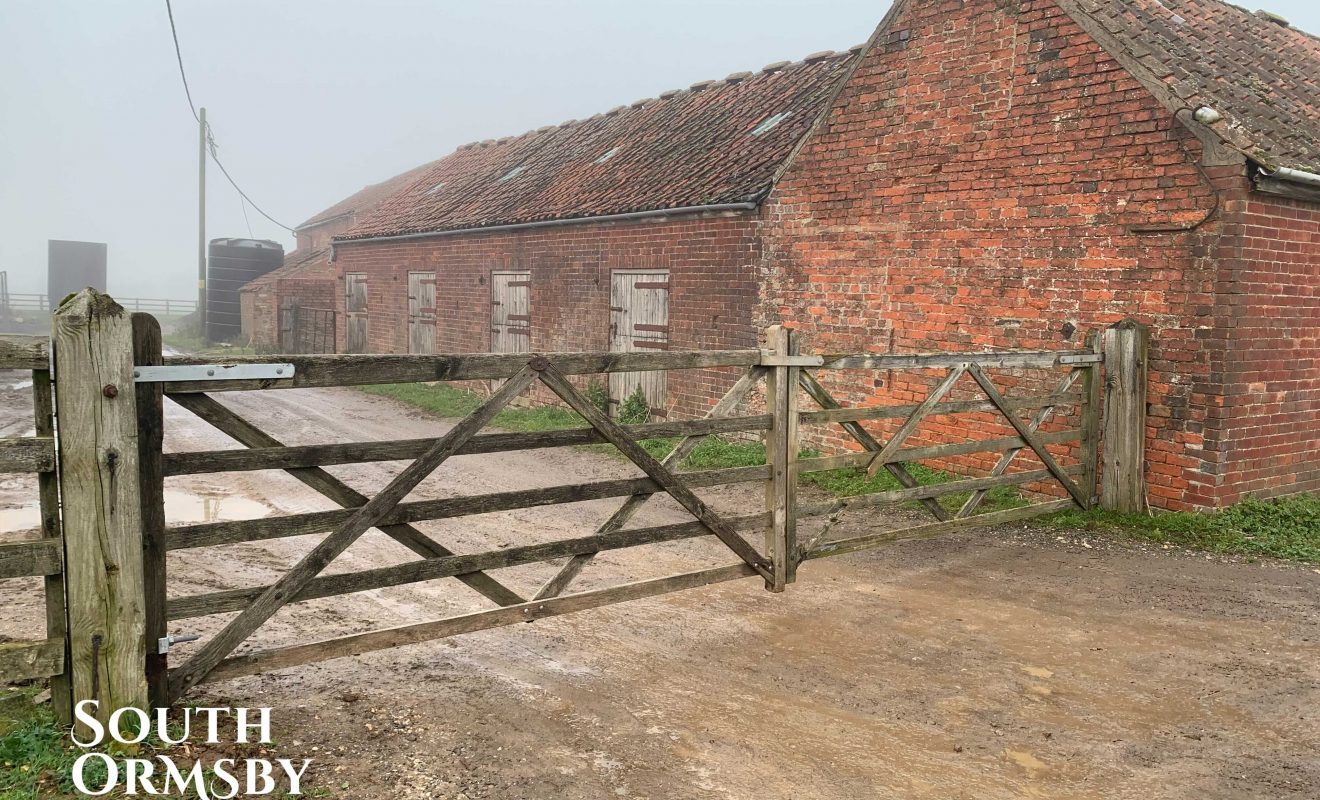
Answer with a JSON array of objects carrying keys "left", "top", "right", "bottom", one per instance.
[
  {"left": 490, "top": 271, "right": 530, "bottom": 389},
  {"left": 344, "top": 273, "right": 369, "bottom": 353},
  {"left": 609, "top": 270, "right": 669, "bottom": 418},
  {"left": 407, "top": 271, "right": 437, "bottom": 354}
]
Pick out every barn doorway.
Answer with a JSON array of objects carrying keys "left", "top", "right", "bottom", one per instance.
[
  {"left": 609, "top": 269, "right": 670, "bottom": 418},
  {"left": 344, "top": 272, "right": 369, "bottom": 354},
  {"left": 490, "top": 271, "right": 531, "bottom": 389},
  {"left": 407, "top": 271, "right": 437, "bottom": 354}
]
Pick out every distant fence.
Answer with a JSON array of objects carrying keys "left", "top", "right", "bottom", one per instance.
[{"left": 2, "top": 293, "right": 197, "bottom": 317}]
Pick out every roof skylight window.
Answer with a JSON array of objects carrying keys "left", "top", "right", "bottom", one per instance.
[
  {"left": 594, "top": 147, "right": 620, "bottom": 165},
  {"left": 425, "top": 181, "right": 445, "bottom": 195},
  {"left": 750, "top": 112, "right": 791, "bottom": 136},
  {"left": 498, "top": 165, "right": 526, "bottom": 182}
]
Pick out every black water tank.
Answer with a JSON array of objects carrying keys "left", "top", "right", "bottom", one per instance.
[
  {"left": 48, "top": 240, "right": 107, "bottom": 309},
  {"left": 207, "top": 238, "right": 283, "bottom": 340}
]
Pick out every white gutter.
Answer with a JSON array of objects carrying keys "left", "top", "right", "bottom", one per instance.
[
  {"left": 1263, "top": 166, "right": 1320, "bottom": 188},
  {"left": 330, "top": 201, "right": 760, "bottom": 255}
]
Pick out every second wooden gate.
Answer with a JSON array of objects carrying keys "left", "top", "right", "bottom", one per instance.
[
  {"left": 610, "top": 270, "right": 670, "bottom": 417},
  {"left": 407, "top": 272, "right": 437, "bottom": 354}
]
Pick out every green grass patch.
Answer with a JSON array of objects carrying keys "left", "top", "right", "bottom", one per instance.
[
  {"left": 1041, "top": 493, "right": 1320, "bottom": 563},
  {"left": 360, "top": 382, "right": 582, "bottom": 433}
]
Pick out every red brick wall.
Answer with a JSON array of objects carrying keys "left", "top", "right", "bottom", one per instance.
[
  {"left": 332, "top": 212, "right": 761, "bottom": 416},
  {"left": 760, "top": 0, "right": 1228, "bottom": 509},
  {"left": 1212, "top": 189, "right": 1320, "bottom": 503}
]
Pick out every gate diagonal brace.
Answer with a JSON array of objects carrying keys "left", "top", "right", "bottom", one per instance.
[
  {"left": 168, "top": 366, "right": 539, "bottom": 701},
  {"left": 864, "top": 366, "right": 967, "bottom": 479},
  {"left": 956, "top": 368, "right": 1082, "bottom": 519},
  {"left": 534, "top": 361, "right": 776, "bottom": 584},
  {"left": 167, "top": 393, "right": 525, "bottom": 608},
  {"left": 965, "top": 364, "right": 1090, "bottom": 509},
  {"left": 533, "top": 366, "right": 767, "bottom": 601},
  {"left": 797, "top": 371, "right": 951, "bottom": 523}
]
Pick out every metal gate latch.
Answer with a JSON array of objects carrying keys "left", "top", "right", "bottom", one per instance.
[{"left": 157, "top": 633, "right": 201, "bottom": 655}]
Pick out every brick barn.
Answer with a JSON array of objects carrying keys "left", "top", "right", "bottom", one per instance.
[
  {"left": 327, "top": 51, "right": 856, "bottom": 418},
  {"left": 250, "top": 0, "right": 1316, "bottom": 509},
  {"left": 758, "top": 0, "right": 1320, "bottom": 509}
]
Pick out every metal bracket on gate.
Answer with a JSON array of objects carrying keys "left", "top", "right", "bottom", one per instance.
[
  {"left": 156, "top": 633, "right": 201, "bottom": 655},
  {"left": 759, "top": 351, "right": 824, "bottom": 367},
  {"left": 132, "top": 363, "right": 296, "bottom": 382},
  {"left": 1057, "top": 354, "right": 1103, "bottom": 365}
]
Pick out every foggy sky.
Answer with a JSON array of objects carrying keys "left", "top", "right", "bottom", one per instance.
[{"left": 3, "top": 1, "right": 1318, "bottom": 301}]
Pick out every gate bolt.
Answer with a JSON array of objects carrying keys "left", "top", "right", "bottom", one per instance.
[{"left": 102, "top": 384, "right": 118, "bottom": 398}]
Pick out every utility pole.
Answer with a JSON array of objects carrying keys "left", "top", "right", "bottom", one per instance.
[{"left": 198, "top": 106, "right": 207, "bottom": 340}]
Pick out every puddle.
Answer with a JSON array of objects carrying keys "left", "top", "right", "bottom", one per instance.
[
  {"left": 10, "top": 380, "right": 32, "bottom": 390},
  {"left": 0, "top": 491, "right": 269, "bottom": 533},
  {"left": 164, "top": 490, "right": 271, "bottom": 524},
  {"left": 0, "top": 505, "right": 42, "bottom": 534}
]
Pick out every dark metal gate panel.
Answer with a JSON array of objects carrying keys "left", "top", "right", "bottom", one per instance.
[
  {"left": 408, "top": 272, "right": 437, "bottom": 355},
  {"left": 344, "top": 273, "right": 368, "bottom": 354},
  {"left": 609, "top": 270, "right": 669, "bottom": 417}
]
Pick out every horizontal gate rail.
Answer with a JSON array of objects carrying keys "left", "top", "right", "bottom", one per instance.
[
  {"left": 0, "top": 437, "right": 56, "bottom": 473},
  {"left": 0, "top": 539, "right": 63, "bottom": 577},
  {"left": 166, "top": 463, "right": 771, "bottom": 550},
  {"left": 0, "top": 334, "right": 50, "bottom": 369},
  {"left": 163, "top": 414, "right": 772, "bottom": 476},
  {"left": 198, "top": 563, "right": 761, "bottom": 686},
  {"left": 158, "top": 349, "right": 764, "bottom": 392},
  {"left": 168, "top": 510, "right": 771, "bottom": 621},
  {"left": 801, "top": 499, "right": 1078, "bottom": 560}
]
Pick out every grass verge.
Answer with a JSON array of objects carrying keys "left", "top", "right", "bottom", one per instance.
[
  {"left": 161, "top": 331, "right": 255, "bottom": 357},
  {"left": 1040, "top": 493, "right": 1320, "bottom": 563}
]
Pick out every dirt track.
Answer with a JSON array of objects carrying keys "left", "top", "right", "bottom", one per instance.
[{"left": 2, "top": 380, "right": 1317, "bottom": 799}]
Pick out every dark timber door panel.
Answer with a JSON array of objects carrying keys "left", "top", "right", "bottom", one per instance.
[
  {"left": 609, "top": 270, "right": 669, "bottom": 417},
  {"left": 490, "top": 271, "right": 530, "bottom": 389},
  {"left": 344, "top": 273, "right": 369, "bottom": 354},
  {"left": 408, "top": 271, "right": 437, "bottom": 354}
]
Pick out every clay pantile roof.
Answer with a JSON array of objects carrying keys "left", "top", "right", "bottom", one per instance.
[
  {"left": 240, "top": 247, "right": 331, "bottom": 291},
  {"left": 297, "top": 161, "right": 439, "bottom": 230},
  {"left": 1062, "top": 0, "right": 1320, "bottom": 173},
  {"left": 340, "top": 52, "right": 857, "bottom": 240}
]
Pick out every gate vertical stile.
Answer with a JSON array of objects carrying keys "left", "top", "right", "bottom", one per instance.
[
  {"left": 763, "top": 325, "right": 800, "bottom": 591},
  {"left": 33, "top": 366, "right": 71, "bottom": 724},
  {"left": 133, "top": 313, "right": 169, "bottom": 708},
  {"left": 1080, "top": 329, "right": 1103, "bottom": 507}
]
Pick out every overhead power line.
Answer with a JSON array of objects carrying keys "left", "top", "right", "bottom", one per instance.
[{"left": 164, "top": 0, "right": 294, "bottom": 233}]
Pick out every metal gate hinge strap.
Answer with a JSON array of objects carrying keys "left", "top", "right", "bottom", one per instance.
[
  {"left": 133, "top": 363, "right": 296, "bottom": 382},
  {"left": 1058, "top": 354, "right": 1103, "bottom": 365},
  {"left": 157, "top": 633, "right": 201, "bottom": 655}
]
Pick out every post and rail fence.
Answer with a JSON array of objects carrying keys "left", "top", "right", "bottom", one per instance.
[{"left": 0, "top": 290, "right": 1148, "bottom": 732}]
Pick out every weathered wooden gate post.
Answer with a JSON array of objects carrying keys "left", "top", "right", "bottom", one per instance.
[
  {"left": 1100, "top": 319, "right": 1150, "bottom": 513},
  {"left": 52, "top": 290, "right": 148, "bottom": 735},
  {"left": 763, "top": 325, "right": 800, "bottom": 591}
]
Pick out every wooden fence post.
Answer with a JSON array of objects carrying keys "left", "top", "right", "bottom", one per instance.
[
  {"left": 133, "top": 313, "right": 169, "bottom": 709},
  {"left": 1100, "top": 319, "right": 1149, "bottom": 513},
  {"left": 764, "top": 325, "right": 800, "bottom": 591},
  {"left": 53, "top": 290, "right": 148, "bottom": 735}
]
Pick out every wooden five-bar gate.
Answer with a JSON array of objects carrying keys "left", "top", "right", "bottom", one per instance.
[{"left": 0, "top": 291, "right": 1148, "bottom": 734}]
